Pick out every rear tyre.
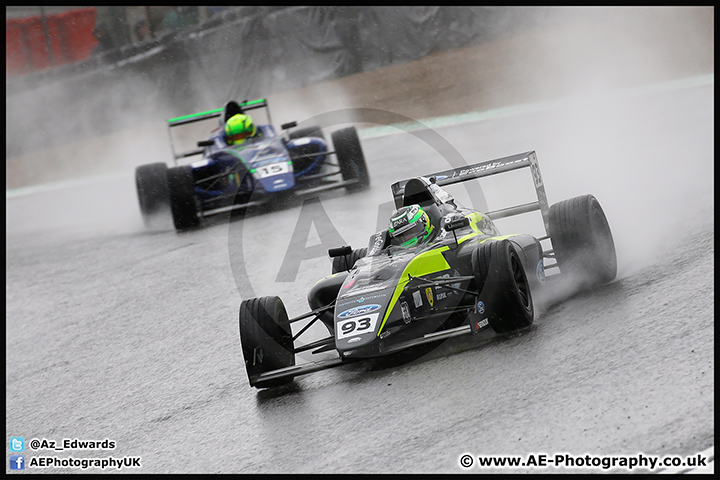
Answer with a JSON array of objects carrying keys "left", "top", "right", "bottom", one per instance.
[
  {"left": 167, "top": 165, "right": 200, "bottom": 231},
  {"left": 287, "top": 126, "right": 328, "bottom": 179},
  {"left": 332, "top": 127, "right": 370, "bottom": 192},
  {"left": 239, "top": 296, "right": 296, "bottom": 389},
  {"left": 288, "top": 126, "right": 326, "bottom": 142},
  {"left": 135, "top": 163, "right": 169, "bottom": 225},
  {"left": 472, "top": 240, "right": 534, "bottom": 334},
  {"left": 548, "top": 194, "right": 617, "bottom": 289},
  {"left": 331, "top": 247, "right": 368, "bottom": 274}
]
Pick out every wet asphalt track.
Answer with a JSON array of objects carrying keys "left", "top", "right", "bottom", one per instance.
[{"left": 6, "top": 80, "right": 713, "bottom": 473}]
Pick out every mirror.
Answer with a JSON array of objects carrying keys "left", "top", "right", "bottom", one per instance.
[
  {"left": 444, "top": 217, "right": 470, "bottom": 232},
  {"left": 328, "top": 246, "right": 352, "bottom": 258}
]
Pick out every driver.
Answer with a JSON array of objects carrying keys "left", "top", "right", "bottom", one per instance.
[
  {"left": 388, "top": 204, "right": 435, "bottom": 247},
  {"left": 224, "top": 113, "right": 259, "bottom": 146}
]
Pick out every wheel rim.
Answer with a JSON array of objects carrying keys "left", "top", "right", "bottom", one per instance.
[{"left": 511, "top": 253, "right": 531, "bottom": 309}]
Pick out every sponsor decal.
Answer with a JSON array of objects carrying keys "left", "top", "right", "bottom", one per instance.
[
  {"left": 338, "top": 304, "right": 381, "bottom": 318},
  {"left": 412, "top": 290, "right": 423, "bottom": 308},
  {"left": 255, "top": 162, "right": 290, "bottom": 178},
  {"left": 336, "top": 292, "right": 388, "bottom": 308},
  {"left": 476, "top": 300, "right": 485, "bottom": 314},
  {"left": 437, "top": 291, "right": 448, "bottom": 301},
  {"left": 337, "top": 312, "right": 380, "bottom": 340},
  {"left": 401, "top": 301, "right": 411, "bottom": 324},
  {"left": 452, "top": 157, "right": 526, "bottom": 179},
  {"left": 390, "top": 205, "right": 420, "bottom": 234},
  {"left": 470, "top": 317, "right": 490, "bottom": 335},
  {"left": 370, "top": 233, "right": 385, "bottom": 253},
  {"left": 528, "top": 153, "right": 549, "bottom": 212},
  {"left": 529, "top": 157, "right": 544, "bottom": 187},
  {"left": 391, "top": 217, "right": 409, "bottom": 229},
  {"left": 340, "top": 284, "right": 388, "bottom": 298},
  {"left": 425, "top": 287, "right": 434, "bottom": 307},
  {"left": 348, "top": 337, "right": 362, "bottom": 343}
]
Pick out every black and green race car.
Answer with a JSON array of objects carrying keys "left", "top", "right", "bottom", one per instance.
[{"left": 238, "top": 151, "right": 617, "bottom": 389}]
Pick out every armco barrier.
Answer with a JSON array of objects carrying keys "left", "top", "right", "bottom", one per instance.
[{"left": 6, "top": 7, "right": 550, "bottom": 159}]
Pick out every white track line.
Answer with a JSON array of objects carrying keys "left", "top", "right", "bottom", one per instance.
[{"left": 6, "top": 74, "right": 713, "bottom": 201}]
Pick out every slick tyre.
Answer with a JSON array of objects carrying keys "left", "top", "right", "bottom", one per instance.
[
  {"left": 239, "top": 296, "right": 295, "bottom": 389},
  {"left": 135, "top": 163, "right": 169, "bottom": 225},
  {"left": 332, "top": 127, "right": 370, "bottom": 192},
  {"left": 472, "top": 240, "right": 534, "bottom": 334},
  {"left": 331, "top": 247, "right": 368, "bottom": 274},
  {"left": 548, "top": 194, "right": 617, "bottom": 289},
  {"left": 167, "top": 165, "right": 200, "bottom": 231}
]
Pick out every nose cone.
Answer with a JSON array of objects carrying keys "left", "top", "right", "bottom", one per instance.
[
  {"left": 257, "top": 169, "right": 295, "bottom": 192},
  {"left": 334, "top": 302, "right": 385, "bottom": 352},
  {"left": 333, "top": 257, "right": 400, "bottom": 353}
]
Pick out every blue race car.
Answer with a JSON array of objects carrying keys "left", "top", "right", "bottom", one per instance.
[{"left": 135, "top": 98, "right": 370, "bottom": 230}]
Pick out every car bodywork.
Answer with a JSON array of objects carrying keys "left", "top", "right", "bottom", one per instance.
[
  {"left": 238, "top": 150, "right": 617, "bottom": 388},
  {"left": 135, "top": 98, "right": 369, "bottom": 230}
]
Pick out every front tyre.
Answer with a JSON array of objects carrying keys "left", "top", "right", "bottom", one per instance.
[
  {"left": 167, "top": 165, "right": 200, "bottom": 231},
  {"left": 548, "top": 194, "right": 617, "bottom": 289},
  {"left": 239, "top": 296, "right": 296, "bottom": 389},
  {"left": 332, "top": 127, "right": 370, "bottom": 192},
  {"left": 472, "top": 240, "right": 534, "bottom": 334}
]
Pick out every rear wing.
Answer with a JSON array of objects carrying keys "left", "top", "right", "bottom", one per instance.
[
  {"left": 165, "top": 98, "right": 270, "bottom": 164},
  {"left": 391, "top": 150, "right": 551, "bottom": 233}
]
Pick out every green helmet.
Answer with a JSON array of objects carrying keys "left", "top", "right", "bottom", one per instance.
[
  {"left": 388, "top": 204, "right": 434, "bottom": 247},
  {"left": 225, "top": 113, "right": 256, "bottom": 145}
]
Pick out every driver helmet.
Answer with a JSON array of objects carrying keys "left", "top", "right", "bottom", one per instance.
[
  {"left": 225, "top": 113, "right": 256, "bottom": 145},
  {"left": 388, "top": 204, "right": 434, "bottom": 247}
]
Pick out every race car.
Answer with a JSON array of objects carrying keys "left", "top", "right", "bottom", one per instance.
[
  {"left": 238, "top": 151, "right": 617, "bottom": 389},
  {"left": 135, "top": 98, "right": 369, "bottom": 230}
]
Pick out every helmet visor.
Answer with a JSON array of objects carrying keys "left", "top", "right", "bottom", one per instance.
[
  {"left": 226, "top": 131, "right": 252, "bottom": 145},
  {"left": 392, "top": 220, "right": 428, "bottom": 246}
]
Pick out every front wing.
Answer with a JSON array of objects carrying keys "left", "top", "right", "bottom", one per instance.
[
  {"left": 248, "top": 321, "right": 480, "bottom": 387},
  {"left": 198, "top": 178, "right": 361, "bottom": 218}
]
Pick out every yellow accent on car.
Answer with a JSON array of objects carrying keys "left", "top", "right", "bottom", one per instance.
[
  {"left": 376, "top": 213, "right": 524, "bottom": 335},
  {"left": 378, "top": 247, "right": 451, "bottom": 334}
]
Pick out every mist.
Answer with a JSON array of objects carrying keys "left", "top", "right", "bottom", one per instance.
[
  {"left": 5, "top": 10, "right": 714, "bottom": 470},
  {"left": 7, "top": 7, "right": 713, "bottom": 280}
]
